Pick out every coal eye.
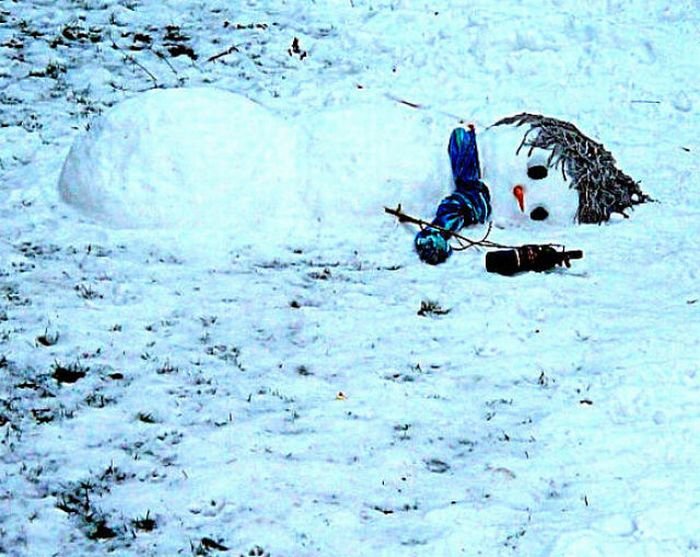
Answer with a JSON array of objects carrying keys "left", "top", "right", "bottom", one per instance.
[
  {"left": 530, "top": 206, "right": 549, "bottom": 221},
  {"left": 527, "top": 165, "right": 548, "bottom": 180}
]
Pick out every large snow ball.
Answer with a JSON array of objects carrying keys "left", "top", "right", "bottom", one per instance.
[{"left": 58, "top": 87, "right": 306, "bottom": 231}]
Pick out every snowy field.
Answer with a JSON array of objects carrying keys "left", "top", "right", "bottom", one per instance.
[{"left": 2, "top": 1, "right": 700, "bottom": 555}]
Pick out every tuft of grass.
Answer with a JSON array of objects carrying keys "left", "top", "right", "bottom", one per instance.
[
  {"left": 16, "top": 241, "right": 61, "bottom": 259},
  {"left": 2, "top": 284, "right": 31, "bottom": 306},
  {"left": 201, "top": 537, "right": 229, "bottom": 551},
  {"left": 199, "top": 315, "right": 218, "bottom": 327},
  {"left": 205, "top": 345, "right": 244, "bottom": 370},
  {"left": 417, "top": 300, "right": 451, "bottom": 317},
  {"left": 54, "top": 464, "right": 134, "bottom": 542},
  {"left": 75, "top": 284, "right": 103, "bottom": 300},
  {"left": 57, "top": 23, "right": 103, "bottom": 44},
  {"left": 88, "top": 519, "right": 118, "bottom": 540},
  {"left": 28, "top": 60, "right": 67, "bottom": 79},
  {"left": 132, "top": 510, "right": 156, "bottom": 532},
  {"left": 393, "top": 423, "right": 412, "bottom": 440},
  {"left": 157, "top": 360, "right": 179, "bottom": 374},
  {"left": 56, "top": 480, "right": 117, "bottom": 541},
  {"left": 84, "top": 391, "right": 114, "bottom": 408},
  {"left": 51, "top": 361, "right": 89, "bottom": 384},
  {"left": 31, "top": 408, "right": 55, "bottom": 424},
  {"left": 136, "top": 412, "right": 157, "bottom": 424},
  {"left": 296, "top": 365, "right": 312, "bottom": 376},
  {"left": 308, "top": 267, "right": 332, "bottom": 280}
]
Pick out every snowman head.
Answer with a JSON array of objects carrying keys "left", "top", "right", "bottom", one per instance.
[{"left": 478, "top": 113, "right": 648, "bottom": 225}]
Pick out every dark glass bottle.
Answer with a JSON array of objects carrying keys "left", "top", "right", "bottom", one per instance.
[{"left": 485, "top": 245, "right": 583, "bottom": 275}]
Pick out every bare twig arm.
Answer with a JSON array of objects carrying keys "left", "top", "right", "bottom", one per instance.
[{"left": 383, "top": 205, "right": 508, "bottom": 249}]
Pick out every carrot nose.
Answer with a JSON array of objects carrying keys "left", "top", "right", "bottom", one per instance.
[{"left": 512, "top": 184, "right": 525, "bottom": 212}]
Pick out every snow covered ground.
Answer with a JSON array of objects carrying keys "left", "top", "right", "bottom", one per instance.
[{"left": 1, "top": 1, "right": 700, "bottom": 555}]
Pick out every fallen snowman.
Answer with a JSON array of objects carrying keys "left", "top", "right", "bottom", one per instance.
[{"left": 58, "top": 87, "right": 649, "bottom": 267}]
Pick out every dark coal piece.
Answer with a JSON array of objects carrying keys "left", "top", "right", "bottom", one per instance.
[
  {"left": 527, "top": 165, "right": 548, "bottom": 179},
  {"left": 530, "top": 206, "right": 549, "bottom": 221}
]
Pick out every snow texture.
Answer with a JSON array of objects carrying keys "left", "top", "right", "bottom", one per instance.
[{"left": 1, "top": 1, "right": 699, "bottom": 557}]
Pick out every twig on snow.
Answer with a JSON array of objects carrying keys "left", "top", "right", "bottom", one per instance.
[
  {"left": 122, "top": 54, "right": 159, "bottom": 86},
  {"left": 207, "top": 44, "right": 240, "bottom": 63},
  {"left": 152, "top": 48, "right": 179, "bottom": 76}
]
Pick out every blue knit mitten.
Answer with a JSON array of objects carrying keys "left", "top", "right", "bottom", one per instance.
[{"left": 415, "top": 228, "right": 451, "bottom": 265}]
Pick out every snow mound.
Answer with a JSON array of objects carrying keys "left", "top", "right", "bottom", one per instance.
[
  {"left": 58, "top": 87, "right": 308, "bottom": 232},
  {"left": 58, "top": 87, "right": 453, "bottom": 240}
]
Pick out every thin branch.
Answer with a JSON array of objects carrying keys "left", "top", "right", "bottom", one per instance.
[
  {"left": 152, "top": 48, "right": 179, "bottom": 76},
  {"left": 109, "top": 37, "right": 160, "bottom": 88},
  {"left": 384, "top": 205, "right": 511, "bottom": 250},
  {"left": 122, "top": 53, "right": 159, "bottom": 86},
  {"left": 452, "top": 222, "right": 494, "bottom": 251},
  {"left": 207, "top": 44, "right": 240, "bottom": 63}
]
